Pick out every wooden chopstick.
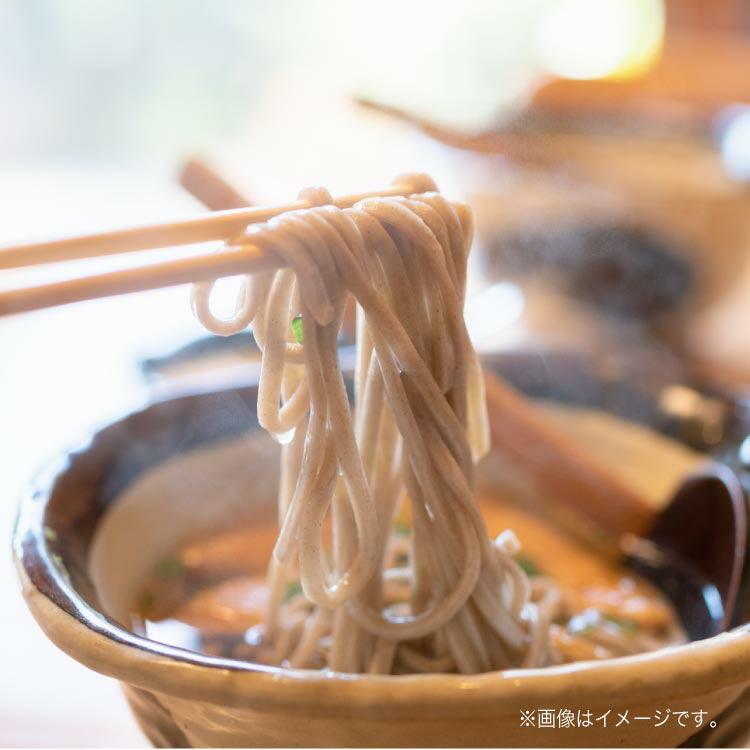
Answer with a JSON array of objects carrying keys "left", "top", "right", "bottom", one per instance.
[
  {"left": 0, "top": 180, "right": 420, "bottom": 271},
  {"left": 179, "top": 158, "right": 251, "bottom": 211},
  {"left": 483, "top": 370, "right": 654, "bottom": 539},
  {"left": 0, "top": 177, "right": 428, "bottom": 317},
  {"left": 179, "top": 159, "right": 655, "bottom": 541},
  {"left": 0, "top": 243, "right": 284, "bottom": 317}
]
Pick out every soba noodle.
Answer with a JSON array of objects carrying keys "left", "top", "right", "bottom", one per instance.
[{"left": 189, "top": 176, "right": 678, "bottom": 674}]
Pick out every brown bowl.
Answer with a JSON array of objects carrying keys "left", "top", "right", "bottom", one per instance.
[{"left": 12, "top": 381, "right": 750, "bottom": 748}]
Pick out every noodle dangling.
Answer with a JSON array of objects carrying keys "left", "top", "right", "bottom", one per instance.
[{"left": 191, "top": 176, "right": 557, "bottom": 673}]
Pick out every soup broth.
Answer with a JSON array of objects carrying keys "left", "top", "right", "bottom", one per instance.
[{"left": 132, "top": 492, "right": 684, "bottom": 670}]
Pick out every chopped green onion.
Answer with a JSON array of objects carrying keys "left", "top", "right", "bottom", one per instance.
[
  {"left": 284, "top": 581, "right": 303, "bottom": 602},
  {"left": 569, "top": 610, "right": 639, "bottom": 636},
  {"left": 43, "top": 526, "right": 58, "bottom": 542},
  {"left": 602, "top": 613, "right": 639, "bottom": 635},
  {"left": 517, "top": 555, "right": 540, "bottom": 577},
  {"left": 155, "top": 557, "right": 184, "bottom": 578},
  {"left": 394, "top": 552, "right": 409, "bottom": 567},
  {"left": 394, "top": 522, "right": 410, "bottom": 537},
  {"left": 292, "top": 315, "right": 303, "bottom": 344}
]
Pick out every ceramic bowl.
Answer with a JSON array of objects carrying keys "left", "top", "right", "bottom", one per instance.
[{"left": 13, "top": 362, "right": 750, "bottom": 748}]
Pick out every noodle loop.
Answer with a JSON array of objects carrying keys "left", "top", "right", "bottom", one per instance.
[{"left": 191, "top": 183, "right": 552, "bottom": 672}]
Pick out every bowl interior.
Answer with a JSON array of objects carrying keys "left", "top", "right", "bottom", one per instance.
[
  {"left": 89, "top": 433, "right": 278, "bottom": 625},
  {"left": 16, "top": 351, "right": 749, "bottom": 673},
  {"left": 86, "top": 395, "right": 703, "bottom": 649}
]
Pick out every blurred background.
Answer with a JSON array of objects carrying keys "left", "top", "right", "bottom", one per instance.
[{"left": 2, "top": 0, "right": 750, "bottom": 745}]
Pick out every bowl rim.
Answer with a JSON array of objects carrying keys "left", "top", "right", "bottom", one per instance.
[{"left": 13, "top": 386, "right": 750, "bottom": 716}]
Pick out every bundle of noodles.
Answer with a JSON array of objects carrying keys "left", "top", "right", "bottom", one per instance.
[{"left": 191, "top": 175, "right": 556, "bottom": 674}]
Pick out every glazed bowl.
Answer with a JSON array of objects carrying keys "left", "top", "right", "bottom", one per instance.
[{"left": 12, "top": 356, "right": 750, "bottom": 748}]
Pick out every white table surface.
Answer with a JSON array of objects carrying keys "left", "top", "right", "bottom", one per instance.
[{"left": 0, "top": 166, "right": 214, "bottom": 747}]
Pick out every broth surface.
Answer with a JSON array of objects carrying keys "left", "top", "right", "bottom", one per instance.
[{"left": 132, "top": 492, "right": 683, "bottom": 667}]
